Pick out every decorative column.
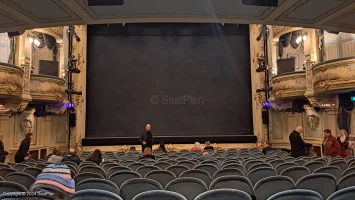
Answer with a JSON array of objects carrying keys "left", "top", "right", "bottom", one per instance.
[
  {"left": 249, "top": 24, "right": 267, "bottom": 147},
  {"left": 70, "top": 25, "right": 87, "bottom": 151}
]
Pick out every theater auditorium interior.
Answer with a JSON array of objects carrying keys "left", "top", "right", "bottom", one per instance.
[{"left": 1, "top": 0, "right": 355, "bottom": 199}]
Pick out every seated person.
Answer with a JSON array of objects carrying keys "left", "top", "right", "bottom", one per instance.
[
  {"left": 198, "top": 151, "right": 214, "bottom": 162},
  {"left": 262, "top": 141, "right": 275, "bottom": 154},
  {"left": 190, "top": 142, "right": 202, "bottom": 152},
  {"left": 122, "top": 147, "right": 140, "bottom": 161},
  {"left": 30, "top": 164, "right": 75, "bottom": 199},
  {"left": 204, "top": 141, "right": 214, "bottom": 151},
  {"left": 154, "top": 142, "right": 168, "bottom": 153},
  {"left": 62, "top": 148, "right": 81, "bottom": 165},
  {"left": 306, "top": 146, "right": 317, "bottom": 157},
  {"left": 86, "top": 149, "right": 103, "bottom": 165},
  {"left": 140, "top": 147, "right": 155, "bottom": 160},
  {"left": 47, "top": 148, "right": 63, "bottom": 164}
]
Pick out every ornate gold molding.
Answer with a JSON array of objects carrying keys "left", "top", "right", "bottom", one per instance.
[
  {"left": 33, "top": 27, "right": 64, "bottom": 41},
  {"left": 271, "top": 72, "right": 307, "bottom": 99},
  {"left": 30, "top": 75, "right": 66, "bottom": 102},
  {"left": 0, "top": 63, "right": 24, "bottom": 98},
  {"left": 272, "top": 26, "right": 301, "bottom": 40},
  {"left": 312, "top": 58, "right": 355, "bottom": 93}
]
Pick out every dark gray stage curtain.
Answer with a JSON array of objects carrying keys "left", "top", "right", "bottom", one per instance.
[
  {"left": 86, "top": 23, "right": 252, "bottom": 138},
  {"left": 278, "top": 30, "right": 302, "bottom": 57},
  {"left": 33, "top": 32, "right": 58, "bottom": 61},
  {"left": 337, "top": 94, "right": 355, "bottom": 134}
]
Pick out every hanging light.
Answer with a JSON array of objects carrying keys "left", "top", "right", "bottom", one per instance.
[
  {"left": 34, "top": 38, "right": 40, "bottom": 46},
  {"left": 296, "top": 36, "right": 302, "bottom": 44},
  {"left": 28, "top": 37, "right": 34, "bottom": 43},
  {"left": 303, "top": 32, "right": 308, "bottom": 41}
]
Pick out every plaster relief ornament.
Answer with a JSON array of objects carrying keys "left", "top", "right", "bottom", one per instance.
[
  {"left": 307, "top": 114, "right": 320, "bottom": 131},
  {"left": 16, "top": 119, "right": 32, "bottom": 145}
]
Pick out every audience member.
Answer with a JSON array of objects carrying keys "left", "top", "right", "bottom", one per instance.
[
  {"left": 30, "top": 164, "right": 75, "bottom": 200},
  {"left": 15, "top": 133, "right": 32, "bottom": 163},
  {"left": 140, "top": 147, "right": 155, "bottom": 160},
  {"left": 47, "top": 148, "right": 63, "bottom": 164},
  {"left": 86, "top": 149, "right": 103, "bottom": 165},
  {"left": 306, "top": 146, "right": 317, "bottom": 157},
  {"left": 198, "top": 151, "right": 214, "bottom": 161},
  {"left": 154, "top": 142, "right": 168, "bottom": 153},
  {"left": 338, "top": 129, "right": 350, "bottom": 158},
  {"left": 62, "top": 148, "right": 81, "bottom": 165},
  {"left": 204, "top": 141, "right": 214, "bottom": 151},
  {"left": 122, "top": 147, "right": 140, "bottom": 161},
  {"left": 322, "top": 129, "right": 340, "bottom": 157},
  {"left": 190, "top": 142, "right": 202, "bottom": 152},
  {"left": 262, "top": 141, "right": 274, "bottom": 154},
  {"left": 0, "top": 135, "right": 9, "bottom": 163},
  {"left": 140, "top": 123, "right": 153, "bottom": 153},
  {"left": 289, "top": 126, "right": 312, "bottom": 158}
]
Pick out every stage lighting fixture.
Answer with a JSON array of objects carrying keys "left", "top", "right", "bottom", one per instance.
[
  {"left": 256, "top": 57, "right": 267, "bottom": 72},
  {"left": 256, "top": 87, "right": 272, "bottom": 93},
  {"left": 68, "top": 56, "right": 80, "bottom": 73},
  {"left": 65, "top": 103, "right": 75, "bottom": 110},
  {"left": 69, "top": 26, "right": 81, "bottom": 42},
  {"left": 256, "top": 25, "right": 268, "bottom": 41},
  {"left": 69, "top": 67, "right": 81, "bottom": 74},
  {"left": 262, "top": 101, "right": 273, "bottom": 109},
  {"left": 28, "top": 37, "right": 34, "bottom": 43},
  {"left": 65, "top": 89, "right": 82, "bottom": 95}
]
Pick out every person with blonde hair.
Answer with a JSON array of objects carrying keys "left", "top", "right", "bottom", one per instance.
[
  {"left": 338, "top": 129, "right": 350, "bottom": 157},
  {"left": 140, "top": 147, "right": 155, "bottom": 160},
  {"left": 190, "top": 142, "right": 202, "bottom": 152}
]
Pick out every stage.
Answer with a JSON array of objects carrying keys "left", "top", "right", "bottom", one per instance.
[
  {"left": 80, "top": 135, "right": 258, "bottom": 151},
  {"left": 82, "top": 135, "right": 257, "bottom": 146}
]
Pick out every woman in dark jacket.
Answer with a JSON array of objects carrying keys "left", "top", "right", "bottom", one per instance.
[
  {"left": 0, "top": 135, "right": 9, "bottom": 163},
  {"left": 338, "top": 129, "right": 350, "bottom": 158},
  {"left": 15, "top": 133, "right": 32, "bottom": 163}
]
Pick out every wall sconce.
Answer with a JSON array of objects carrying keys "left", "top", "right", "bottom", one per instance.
[
  {"left": 27, "top": 33, "right": 41, "bottom": 47},
  {"left": 296, "top": 31, "right": 308, "bottom": 44}
]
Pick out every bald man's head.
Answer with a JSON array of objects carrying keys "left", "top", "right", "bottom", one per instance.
[
  {"left": 69, "top": 148, "right": 75, "bottom": 154},
  {"left": 295, "top": 126, "right": 304, "bottom": 133}
]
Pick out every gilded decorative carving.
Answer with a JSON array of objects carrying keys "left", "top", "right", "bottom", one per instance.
[
  {"left": 312, "top": 58, "right": 355, "bottom": 93},
  {"left": 36, "top": 27, "right": 64, "bottom": 39},
  {"left": 30, "top": 75, "right": 66, "bottom": 102},
  {"left": 15, "top": 118, "right": 33, "bottom": 146},
  {"left": 306, "top": 59, "right": 314, "bottom": 90},
  {"left": 0, "top": 64, "right": 24, "bottom": 98},
  {"left": 307, "top": 114, "right": 320, "bottom": 131},
  {"left": 273, "top": 26, "right": 294, "bottom": 38},
  {"left": 271, "top": 72, "right": 307, "bottom": 99}
]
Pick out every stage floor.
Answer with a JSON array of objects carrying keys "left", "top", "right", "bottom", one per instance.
[{"left": 82, "top": 135, "right": 257, "bottom": 146}]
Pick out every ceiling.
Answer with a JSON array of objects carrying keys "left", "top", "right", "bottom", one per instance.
[{"left": 1, "top": 0, "right": 355, "bottom": 33}]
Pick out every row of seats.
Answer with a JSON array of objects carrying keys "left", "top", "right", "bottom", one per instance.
[{"left": 3, "top": 148, "right": 355, "bottom": 200}]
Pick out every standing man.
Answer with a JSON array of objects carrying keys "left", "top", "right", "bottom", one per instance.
[
  {"left": 289, "top": 126, "right": 312, "bottom": 158},
  {"left": 140, "top": 123, "right": 153, "bottom": 152}
]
